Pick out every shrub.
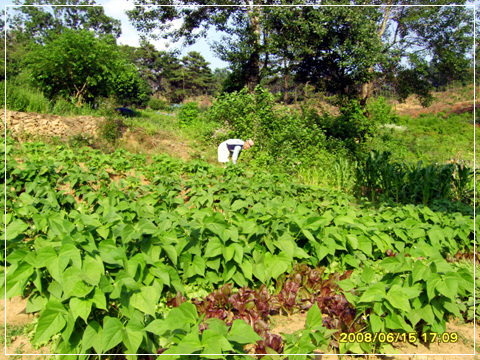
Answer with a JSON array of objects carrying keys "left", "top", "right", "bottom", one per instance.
[
  {"left": 6, "top": 82, "right": 50, "bottom": 113},
  {"left": 148, "top": 98, "right": 169, "bottom": 111},
  {"left": 98, "top": 114, "right": 124, "bottom": 144},
  {"left": 207, "top": 86, "right": 328, "bottom": 172},
  {"left": 178, "top": 102, "right": 199, "bottom": 127},
  {"left": 366, "top": 96, "right": 398, "bottom": 125}
]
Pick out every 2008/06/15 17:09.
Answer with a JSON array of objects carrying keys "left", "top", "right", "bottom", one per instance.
[{"left": 339, "top": 332, "right": 458, "bottom": 344}]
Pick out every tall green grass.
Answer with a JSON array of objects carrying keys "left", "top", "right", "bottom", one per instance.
[
  {"left": 354, "top": 150, "right": 475, "bottom": 207},
  {"left": 2, "top": 81, "right": 99, "bottom": 116},
  {"left": 372, "top": 112, "right": 477, "bottom": 166}
]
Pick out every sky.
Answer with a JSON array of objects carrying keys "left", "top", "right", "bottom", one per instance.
[
  {"left": 98, "top": 0, "right": 230, "bottom": 70},
  {"left": 1, "top": 0, "right": 230, "bottom": 70}
]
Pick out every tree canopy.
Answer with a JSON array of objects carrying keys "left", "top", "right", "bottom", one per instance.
[
  {"left": 127, "top": 1, "right": 474, "bottom": 106},
  {"left": 25, "top": 29, "right": 149, "bottom": 106},
  {"left": 9, "top": 0, "right": 122, "bottom": 41}
]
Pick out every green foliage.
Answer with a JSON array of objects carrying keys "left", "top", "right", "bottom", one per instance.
[
  {"left": 8, "top": 2, "right": 121, "bottom": 41},
  {"left": 111, "top": 63, "right": 151, "bottom": 108},
  {"left": 98, "top": 115, "right": 124, "bottom": 144},
  {"left": 178, "top": 102, "right": 199, "bottom": 127},
  {"left": 303, "top": 99, "right": 376, "bottom": 157},
  {"left": 148, "top": 98, "right": 169, "bottom": 111},
  {"left": 340, "top": 252, "right": 474, "bottom": 353},
  {"left": 355, "top": 150, "right": 474, "bottom": 207},
  {"left": 5, "top": 80, "right": 50, "bottom": 113},
  {"left": 366, "top": 96, "right": 398, "bottom": 125},
  {"left": 4, "top": 137, "right": 475, "bottom": 356},
  {"left": 24, "top": 29, "right": 147, "bottom": 107},
  {"left": 207, "top": 86, "right": 328, "bottom": 171}
]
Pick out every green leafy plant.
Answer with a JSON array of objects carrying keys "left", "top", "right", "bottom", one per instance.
[{"left": 178, "top": 102, "right": 199, "bottom": 127}]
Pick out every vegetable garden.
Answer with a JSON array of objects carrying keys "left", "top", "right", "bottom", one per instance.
[{"left": 3, "top": 133, "right": 476, "bottom": 358}]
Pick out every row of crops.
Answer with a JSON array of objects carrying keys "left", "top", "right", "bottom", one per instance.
[{"left": 3, "top": 135, "right": 476, "bottom": 358}]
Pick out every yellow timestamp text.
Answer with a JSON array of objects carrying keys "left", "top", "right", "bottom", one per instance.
[{"left": 339, "top": 332, "right": 458, "bottom": 344}]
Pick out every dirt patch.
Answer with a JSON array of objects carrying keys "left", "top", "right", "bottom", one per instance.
[
  {"left": 0, "top": 297, "right": 50, "bottom": 359},
  {"left": 270, "top": 312, "right": 478, "bottom": 359},
  {"left": 390, "top": 85, "right": 478, "bottom": 118},
  {"left": 2, "top": 109, "right": 196, "bottom": 161},
  {"left": 1, "top": 109, "right": 99, "bottom": 139}
]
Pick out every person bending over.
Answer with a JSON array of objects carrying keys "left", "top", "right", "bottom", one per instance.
[{"left": 218, "top": 139, "right": 254, "bottom": 165}]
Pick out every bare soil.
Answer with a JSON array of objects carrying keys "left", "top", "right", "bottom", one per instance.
[
  {"left": 270, "top": 313, "right": 479, "bottom": 359},
  {"left": 0, "top": 297, "right": 50, "bottom": 359},
  {"left": 1, "top": 109, "right": 195, "bottom": 161}
]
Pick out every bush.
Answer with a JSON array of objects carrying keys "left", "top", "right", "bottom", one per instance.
[
  {"left": 178, "top": 102, "right": 199, "bottom": 127},
  {"left": 366, "top": 96, "right": 398, "bottom": 125},
  {"left": 6, "top": 81, "right": 50, "bottom": 113},
  {"left": 148, "top": 98, "right": 169, "bottom": 111},
  {"left": 98, "top": 113, "right": 124, "bottom": 144},
  {"left": 206, "top": 86, "right": 328, "bottom": 171}
]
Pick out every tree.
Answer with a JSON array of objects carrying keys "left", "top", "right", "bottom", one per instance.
[
  {"left": 267, "top": 4, "right": 386, "bottom": 105},
  {"left": 126, "top": 1, "right": 279, "bottom": 91},
  {"left": 25, "top": 29, "right": 140, "bottom": 106},
  {"left": 357, "top": 1, "right": 474, "bottom": 106},
  {"left": 120, "top": 41, "right": 182, "bottom": 98},
  {"left": 8, "top": 0, "right": 122, "bottom": 42},
  {"left": 180, "top": 51, "right": 214, "bottom": 96},
  {"left": 266, "top": 2, "right": 473, "bottom": 106}
]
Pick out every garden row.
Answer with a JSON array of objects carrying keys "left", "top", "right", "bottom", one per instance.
[{"left": 3, "top": 137, "right": 476, "bottom": 358}]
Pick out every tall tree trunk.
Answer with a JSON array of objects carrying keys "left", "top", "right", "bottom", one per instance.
[
  {"left": 247, "top": 2, "right": 261, "bottom": 91},
  {"left": 283, "top": 57, "right": 289, "bottom": 103},
  {"left": 360, "top": 5, "right": 391, "bottom": 106}
]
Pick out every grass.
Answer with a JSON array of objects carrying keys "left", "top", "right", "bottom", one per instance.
[{"left": 371, "top": 112, "right": 477, "bottom": 166}]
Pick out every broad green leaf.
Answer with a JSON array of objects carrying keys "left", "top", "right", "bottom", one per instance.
[
  {"left": 137, "top": 219, "right": 158, "bottom": 235},
  {"left": 201, "top": 329, "right": 234, "bottom": 355},
  {"left": 173, "top": 331, "right": 202, "bottom": 354},
  {"left": 178, "top": 301, "right": 199, "bottom": 325},
  {"left": 62, "top": 267, "right": 93, "bottom": 298},
  {"left": 277, "top": 234, "right": 295, "bottom": 258},
  {"left": 420, "top": 304, "right": 436, "bottom": 324},
  {"left": 59, "top": 244, "right": 82, "bottom": 269},
  {"left": 240, "top": 259, "right": 253, "bottom": 281},
  {"left": 81, "top": 255, "right": 104, "bottom": 286},
  {"left": 6, "top": 262, "right": 34, "bottom": 298},
  {"left": 227, "top": 319, "right": 262, "bottom": 344},
  {"left": 241, "top": 219, "right": 258, "bottom": 235},
  {"left": 412, "top": 260, "right": 429, "bottom": 283},
  {"left": 358, "top": 283, "right": 386, "bottom": 303},
  {"left": 222, "top": 244, "right": 235, "bottom": 262},
  {"left": 145, "top": 319, "right": 167, "bottom": 335},
  {"left": 33, "top": 300, "right": 67, "bottom": 345},
  {"left": 186, "top": 255, "right": 206, "bottom": 278},
  {"left": 6, "top": 219, "right": 28, "bottom": 240},
  {"left": 204, "top": 237, "right": 223, "bottom": 258},
  {"left": 435, "top": 273, "right": 459, "bottom": 301},
  {"left": 305, "top": 304, "right": 323, "bottom": 329},
  {"left": 35, "top": 246, "right": 57, "bottom": 269},
  {"left": 427, "top": 226, "right": 445, "bottom": 247},
  {"left": 81, "top": 321, "right": 103, "bottom": 354},
  {"left": 231, "top": 200, "right": 249, "bottom": 211},
  {"left": 102, "top": 317, "right": 124, "bottom": 352},
  {"left": 369, "top": 313, "right": 383, "bottom": 333},
  {"left": 426, "top": 273, "right": 442, "bottom": 301},
  {"left": 360, "top": 267, "right": 375, "bottom": 284},
  {"left": 69, "top": 297, "right": 92, "bottom": 322},
  {"left": 386, "top": 285, "right": 411, "bottom": 313},
  {"left": 130, "top": 286, "right": 160, "bottom": 316},
  {"left": 345, "top": 234, "right": 358, "bottom": 250},
  {"left": 123, "top": 318, "right": 145, "bottom": 354}
]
